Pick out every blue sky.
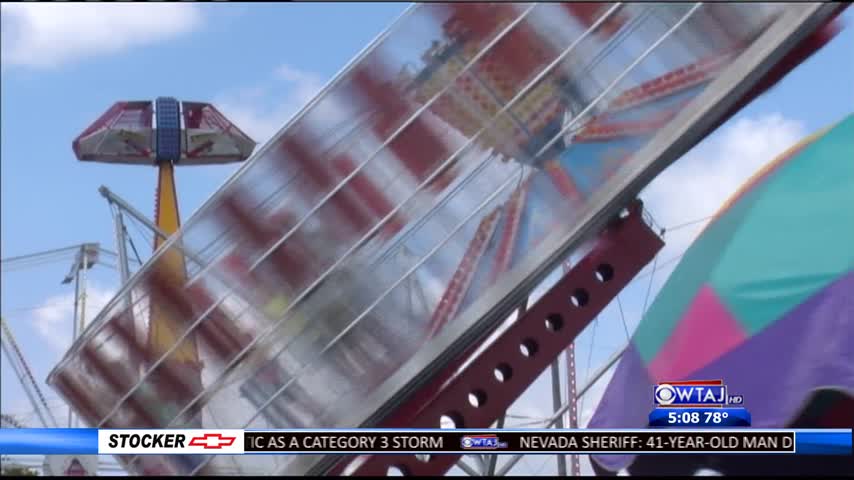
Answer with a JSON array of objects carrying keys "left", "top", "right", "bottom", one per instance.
[{"left": 1, "top": 3, "right": 852, "bottom": 476}]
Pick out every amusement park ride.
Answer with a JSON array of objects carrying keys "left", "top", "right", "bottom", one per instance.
[
  {"left": 35, "top": 2, "right": 846, "bottom": 476},
  {"left": 70, "top": 97, "right": 256, "bottom": 434}
]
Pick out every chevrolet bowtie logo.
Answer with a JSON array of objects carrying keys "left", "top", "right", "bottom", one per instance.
[{"left": 189, "top": 433, "right": 236, "bottom": 449}]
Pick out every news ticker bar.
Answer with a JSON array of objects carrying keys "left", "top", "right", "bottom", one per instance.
[{"left": 0, "top": 429, "right": 850, "bottom": 456}]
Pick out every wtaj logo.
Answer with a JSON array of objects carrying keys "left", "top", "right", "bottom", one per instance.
[
  {"left": 461, "top": 435, "right": 507, "bottom": 450},
  {"left": 654, "top": 380, "right": 743, "bottom": 407}
]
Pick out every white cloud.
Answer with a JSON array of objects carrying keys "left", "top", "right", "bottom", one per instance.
[
  {"left": 0, "top": 3, "right": 202, "bottom": 69},
  {"left": 215, "top": 64, "right": 325, "bottom": 145},
  {"left": 641, "top": 113, "right": 806, "bottom": 255},
  {"left": 275, "top": 65, "right": 324, "bottom": 105},
  {"left": 31, "top": 284, "right": 116, "bottom": 352}
]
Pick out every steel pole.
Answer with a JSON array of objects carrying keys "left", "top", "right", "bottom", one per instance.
[
  {"left": 485, "top": 414, "right": 504, "bottom": 476},
  {"left": 550, "top": 360, "right": 567, "bottom": 476},
  {"left": 74, "top": 248, "right": 90, "bottom": 429},
  {"left": 99, "top": 185, "right": 211, "bottom": 272},
  {"left": 68, "top": 253, "right": 81, "bottom": 428},
  {"left": 99, "top": 186, "right": 170, "bottom": 243},
  {"left": 79, "top": 250, "right": 89, "bottom": 335},
  {"left": 112, "top": 207, "right": 132, "bottom": 284},
  {"left": 563, "top": 259, "right": 581, "bottom": 476},
  {"left": 109, "top": 203, "right": 140, "bottom": 351},
  {"left": 1, "top": 338, "right": 49, "bottom": 428},
  {"left": 565, "top": 345, "right": 581, "bottom": 476}
]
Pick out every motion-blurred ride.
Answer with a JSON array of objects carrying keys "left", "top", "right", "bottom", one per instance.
[{"left": 49, "top": 3, "right": 845, "bottom": 476}]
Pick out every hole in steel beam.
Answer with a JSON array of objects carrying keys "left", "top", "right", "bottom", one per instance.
[
  {"left": 519, "top": 338, "right": 539, "bottom": 358},
  {"left": 342, "top": 456, "right": 370, "bottom": 475},
  {"left": 494, "top": 363, "right": 513, "bottom": 383},
  {"left": 570, "top": 288, "right": 589, "bottom": 307},
  {"left": 440, "top": 412, "right": 464, "bottom": 429},
  {"left": 595, "top": 263, "right": 614, "bottom": 283},
  {"left": 387, "top": 465, "right": 408, "bottom": 476},
  {"left": 618, "top": 207, "right": 630, "bottom": 219},
  {"left": 468, "top": 389, "right": 487, "bottom": 408},
  {"left": 545, "top": 313, "right": 564, "bottom": 332}
]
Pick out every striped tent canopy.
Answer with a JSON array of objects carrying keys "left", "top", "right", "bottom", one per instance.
[{"left": 589, "top": 114, "right": 854, "bottom": 476}]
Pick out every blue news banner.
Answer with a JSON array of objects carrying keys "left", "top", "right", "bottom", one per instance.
[{"left": 0, "top": 428, "right": 851, "bottom": 456}]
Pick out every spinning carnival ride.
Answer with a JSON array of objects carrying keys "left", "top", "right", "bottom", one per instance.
[
  {"left": 47, "top": 2, "right": 846, "bottom": 476},
  {"left": 70, "top": 98, "right": 256, "bottom": 440}
]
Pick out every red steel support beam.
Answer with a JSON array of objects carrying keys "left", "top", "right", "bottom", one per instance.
[
  {"left": 340, "top": 200, "right": 663, "bottom": 476},
  {"left": 488, "top": 180, "right": 530, "bottom": 285},
  {"left": 607, "top": 48, "right": 738, "bottom": 113},
  {"left": 427, "top": 208, "right": 502, "bottom": 338}
]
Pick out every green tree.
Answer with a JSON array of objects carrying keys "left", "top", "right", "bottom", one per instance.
[
  {"left": 1, "top": 463, "right": 39, "bottom": 476},
  {"left": 1, "top": 414, "right": 38, "bottom": 475}
]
